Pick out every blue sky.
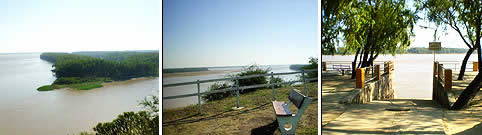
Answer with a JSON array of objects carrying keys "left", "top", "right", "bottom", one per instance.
[
  {"left": 0, "top": 0, "right": 160, "bottom": 53},
  {"left": 163, "top": 0, "right": 318, "bottom": 68}
]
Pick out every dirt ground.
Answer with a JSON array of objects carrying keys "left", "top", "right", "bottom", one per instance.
[
  {"left": 162, "top": 83, "right": 318, "bottom": 135},
  {"left": 322, "top": 72, "right": 482, "bottom": 134}
]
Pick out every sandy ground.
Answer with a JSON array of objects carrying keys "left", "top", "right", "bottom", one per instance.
[
  {"left": 322, "top": 72, "right": 482, "bottom": 134},
  {"left": 162, "top": 69, "right": 242, "bottom": 78}
]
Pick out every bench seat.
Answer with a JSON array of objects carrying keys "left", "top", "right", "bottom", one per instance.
[{"left": 272, "top": 101, "right": 292, "bottom": 116}]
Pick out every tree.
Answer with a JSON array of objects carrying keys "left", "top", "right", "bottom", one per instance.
[
  {"left": 420, "top": 0, "right": 480, "bottom": 80},
  {"left": 341, "top": 0, "right": 418, "bottom": 78},
  {"left": 322, "top": 0, "right": 350, "bottom": 55},
  {"left": 446, "top": 0, "right": 482, "bottom": 110},
  {"left": 93, "top": 95, "right": 159, "bottom": 135}
]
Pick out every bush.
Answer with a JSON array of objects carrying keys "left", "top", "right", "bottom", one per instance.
[
  {"left": 233, "top": 65, "right": 270, "bottom": 93},
  {"left": 269, "top": 77, "right": 284, "bottom": 88},
  {"left": 202, "top": 82, "right": 233, "bottom": 102},
  {"left": 92, "top": 95, "right": 159, "bottom": 135},
  {"left": 302, "top": 57, "right": 318, "bottom": 82},
  {"left": 93, "top": 111, "right": 158, "bottom": 135}
]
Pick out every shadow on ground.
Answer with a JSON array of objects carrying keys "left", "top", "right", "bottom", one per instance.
[{"left": 251, "top": 120, "right": 278, "bottom": 135}]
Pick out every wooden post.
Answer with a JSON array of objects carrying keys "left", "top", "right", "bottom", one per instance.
[
  {"left": 375, "top": 64, "right": 380, "bottom": 80},
  {"left": 197, "top": 80, "right": 201, "bottom": 114},
  {"left": 356, "top": 68, "right": 365, "bottom": 88},
  {"left": 322, "top": 62, "right": 327, "bottom": 71},
  {"left": 444, "top": 69, "right": 452, "bottom": 92},
  {"left": 474, "top": 62, "right": 478, "bottom": 71},
  {"left": 271, "top": 72, "right": 275, "bottom": 101}
]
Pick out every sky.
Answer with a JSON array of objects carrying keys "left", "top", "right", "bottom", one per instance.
[
  {"left": 163, "top": 0, "right": 318, "bottom": 68},
  {"left": 0, "top": 0, "right": 161, "bottom": 53}
]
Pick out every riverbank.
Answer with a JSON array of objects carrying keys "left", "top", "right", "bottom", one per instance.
[
  {"left": 162, "top": 69, "right": 241, "bottom": 78},
  {"left": 162, "top": 82, "right": 318, "bottom": 134},
  {"left": 38, "top": 76, "right": 158, "bottom": 91},
  {"left": 322, "top": 74, "right": 482, "bottom": 134}
]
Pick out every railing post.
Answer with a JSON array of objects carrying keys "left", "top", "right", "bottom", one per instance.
[
  {"left": 474, "top": 62, "right": 478, "bottom": 71},
  {"left": 444, "top": 69, "right": 452, "bottom": 92},
  {"left": 356, "top": 68, "right": 365, "bottom": 88},
  {"left": 197, "top": 80, "right": 201, "bottom": 114},
  {"left": 302, "top": 69, "right": 307, "bottom": 95},
  {"left": 322, "top": 62, "right": 327, "bottom": 71},
  {"left": 271, "top": 72, "right": 275, "bottom": 101},
  {"left": 375, "top": 64, "right": 380, "bottom": 80},
  {"left": 236, "top": 77, "right": 240, "bottom": 108}
]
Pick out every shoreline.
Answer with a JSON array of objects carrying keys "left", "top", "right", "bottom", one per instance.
[{"left": 162, "top": 69, "right": 241, "bottom": 78}]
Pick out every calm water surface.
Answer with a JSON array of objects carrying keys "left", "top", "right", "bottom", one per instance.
[
  {"left": 0, "top": 53, "right": 158, "bottom": 134},
  {"left": 323, "top": 54, "right": 479, "bottom": 99}
]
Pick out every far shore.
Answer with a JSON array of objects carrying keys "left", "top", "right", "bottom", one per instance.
[{"left": 162, "top": 69, "right": 241, "bottom": 78}]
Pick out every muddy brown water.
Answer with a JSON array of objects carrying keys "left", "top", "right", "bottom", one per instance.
[{"left": 0, "top": 53, "right": 158, "bottom": 134}]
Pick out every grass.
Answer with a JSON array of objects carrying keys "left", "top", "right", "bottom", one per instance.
[
  {"left": 76, "top": 84, "right": 103, "bottom": 90},
  {"left": 37, "top": 85, "right": 54, "bottom": 91},
  {"left": 162, "top": 82, "right": 318, "bottom": 134},
  {"left": 36, "top": 77, "right": 109, "bottom": 91}
]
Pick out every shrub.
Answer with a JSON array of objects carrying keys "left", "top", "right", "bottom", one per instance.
[
  {"left": 202, "top": 82, "right": 233, "bottom": 102},
  {"left": 93, "top": 95, "right": 159, "bottom": 135},
  {"left": 233, "top": 65, "right": 270, "bottom": 93},
  {"left": 269, "top": 77, "right": 284, "bottom": 88},
  {"left": 302, "top": 57, "right": 318, "bottom": 82}
]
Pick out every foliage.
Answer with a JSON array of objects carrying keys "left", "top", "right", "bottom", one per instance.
[
  {"left": 202, "top": 82, "right": 233, "bottom": 102},
  {"left": 269, "top": 77, "right": 284, "bottom": 88},
  {"left": 419, "top": 0, "right": 482, "bottom": 80},
  {"left": 342, "top": 0, "right": 418, "bottom": 68},
  {"left": 232, "top": 65, "right": 270, "bottom": 93},
  {"left": 37, "top": 85, "right": 54, "bottom": 91},
  {"left": 322, "top": 0, "right": 351, "bottom": 55},
  {"left": 302, "top": 57, "right": 318, "bottom": 80},
  {"left": 53, "top": 77, "right": 110, "bottom": 85},
  {"left": 40, "top": 52, "right": 159, "bottom": 80},
  {"left": 93, "top": 95, "right": 159, "bottom": 135},
  {"left": 77, "top": 84, "right": 103, "bottom": 90}
]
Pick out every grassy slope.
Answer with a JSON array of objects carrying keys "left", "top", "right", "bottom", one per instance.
[{"left": 162, "top": 82, "right": 318, "bottom": 135}]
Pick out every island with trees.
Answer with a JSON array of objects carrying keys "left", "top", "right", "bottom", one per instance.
[{"left": 37, "top": 51, "right": 159, "bottom": 91}]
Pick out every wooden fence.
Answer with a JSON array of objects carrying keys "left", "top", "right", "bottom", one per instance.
[
  {"left": 433, "top": 61, "right": 456, "bottom": 108},
  {"left": 345, "top": 61, "right": 394, "bottom": 104}
]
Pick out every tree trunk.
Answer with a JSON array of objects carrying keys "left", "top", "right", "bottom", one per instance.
[
  {"left": 352, "top": 49, "right": 361, "bottom": 79},
  {"left": 458, "top": 48, "right": 474, "bottom": 80},
  {"left": 452, "top": 10, "right": 482, "bottom": 110},
  {"left": 450, "top": 72, "right": 482, "bottom": 110}
]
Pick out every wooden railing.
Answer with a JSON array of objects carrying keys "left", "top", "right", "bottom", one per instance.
[{"left": 433, "top": 61, "right": 455, "bottom": 108}]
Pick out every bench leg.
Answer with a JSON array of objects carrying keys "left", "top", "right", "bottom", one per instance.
[{"left": 276, "top": 116, "right": 298, "bottom": 135}]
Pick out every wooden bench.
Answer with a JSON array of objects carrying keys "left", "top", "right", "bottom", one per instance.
[
  {"left": 333, "top": 64, "right": 352, "bottom": 76},
  {"left": 272, "top": 89, "right": 312, "bottom": 135}
]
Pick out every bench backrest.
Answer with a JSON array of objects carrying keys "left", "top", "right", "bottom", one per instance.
[{"left": 288, "top": 89, "right": 306, "bottom": 108}]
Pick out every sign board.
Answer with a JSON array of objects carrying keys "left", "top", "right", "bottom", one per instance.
[{"left": 429, "top": 42, "right": 441, "bottom": 51}]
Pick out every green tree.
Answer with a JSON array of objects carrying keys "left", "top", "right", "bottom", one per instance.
[
  {"left": 419, "top": 0, "right": 479, "bottom": 80},
  {"left": 93, "top": 95, "right": 159, "bottom": 135},
  {"left": 322, "top": 0, "right": 350, "bottom": 55},
  {"left": 303, "top": 57, "right": 318, "bottom": 81},
  {"left": 340, "top": 0, "right": 418, "bottom": 78}
]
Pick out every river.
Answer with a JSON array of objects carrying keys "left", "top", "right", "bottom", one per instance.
[
  {"left": 162, "top": 65, "right": 304, "bottom": 109},
  {"left": 0, "top": 53, "right": 158, "bottom": 134},
  {"left": 322, "top": 54, "right": 479, "bottom": 99}
]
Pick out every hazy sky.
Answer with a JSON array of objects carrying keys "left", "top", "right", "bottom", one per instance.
[
  {"left": 163, "top": 0, "right": 318, "bottom": 68},
  {"left": 0, "top": 0, "right": 161, "bottom": 53}
]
